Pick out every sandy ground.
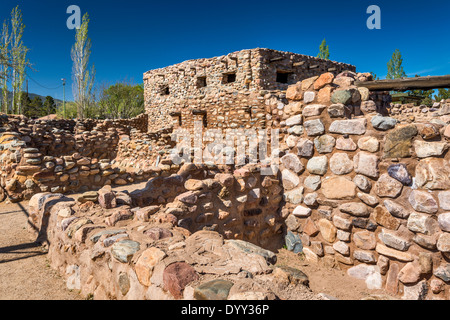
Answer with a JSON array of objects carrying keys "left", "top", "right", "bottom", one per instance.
[
  {"left": 0, "top": 200, "right": 82, "bottom": 300},
  {"left": 0, "top": 181, "right": 395, "bottom": 300},
  {"left": 275, "top": 249, "right": 395, "bottom": 300}
]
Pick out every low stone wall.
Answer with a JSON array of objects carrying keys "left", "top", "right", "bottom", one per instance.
[
  {"left": 115, "top": 127, "right": 175, "bottom": 169},
  {"left": 26, "top": 163, "right": 309, "bottom": 300},
  {"left": 390, "top": 100, "right": 450, "bottom": 124},
  {"left": 0, "top": 114, "right": 152, "bottom": 202},
  {"left": 276, "top": 72, "right": 450, "bottom": 299}
]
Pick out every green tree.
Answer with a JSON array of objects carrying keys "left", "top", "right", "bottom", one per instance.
[
  {"left": 0, "top": 6, "right": 30, "bottom": 115},
  {"left": 57, "top": 101, "right": 77, "bottom": 119},
  {"left": 19, "top": 91, "right": 30, "bottom": 114},
  {"left": 71, "top": 12, "right": 95, "bottom": 119},
  {"left": 0, "top": 19, "right": 11, "bottom": 113},
  {"left": 387, "top": 49, "right": 406, "bottom": 80},
  {"left": 24, "top": 96, "right": 44, "bottom": 118},
  {"left": 97, "top": 81, "right": 144, "bottom": 119},
  {"left": 44, "top": 95, "right": 56, "bottom": 115},
  {"left": 9, "top": 6, "right": 29, "bottom": 115},
  {"left": 317, "top": 39, "right": 330, "bottom": 60},
  {"left": 434, "top": 88, "right": 450, "bottom": 102}
]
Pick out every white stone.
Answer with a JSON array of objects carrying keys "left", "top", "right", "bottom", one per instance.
[
  {"left": 378, "top": 229, "right": 411, "bottom": 251},
  {"left": 438, "top": 191, "right": 450, "bottom": 210},
  {"left": 414, "top": 140, "right": 448, "bottom": 158},
  {"left": 284, "top": 187, "right": 304, "bottom": 205},
  {"left": 293, "top": 205, "right": 312, "bottom": 218},
  {"left": 303, "top": 104, "right": 326, "bottom": 117},
  {"left": 357, "top": 136, "right": 379, "bottom": 153},
  {"left": 354, "top": 152, "right": 379, "bottom": 179},
  {"left": 333, "top": 241, "right": 350, "bottom": 255},
  {"left": 329, "top": 118, "right": 367, "bottom": 135},
  {"left": 281, "top": 169, "right": 300, "bottom": 191},
  {"left": 330, "top": 153, "right": 353, "bottom": 175},
  {"left": 407, "top": 212, "right": 438, "bottom": 235},
  {"left": 304, "top": 119, "right": 325, "bottom": 136},
  {"left": 304, "top": 175, "right": 321, "bottom": 191},
  {"left": 306, "top": 156, "right": 328, "bottom": 176},
  {"left": 286, "top": 115, "right": 303, "bottom": 127},
  {"left": 438, "top": 213, "right": 450, "bottom": 232},
  {"left": 303, "top": 91, "right": 316, "bottom": 104},
  {"left": 347, "top": 264, "right": 382, "bottom": 290}
]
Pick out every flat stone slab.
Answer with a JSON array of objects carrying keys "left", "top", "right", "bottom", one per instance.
[
  {"left": 226, "top": 239, "right": 277, "bottom": 265},
  {"left": 329, "top": 118, "right": 367, "bottom": 135},
  {"left": 194, "top": 279, "right": 234, "bottom": 300},
  {"left": 111, "top": 240, "right": 141, "bottom": 263}
]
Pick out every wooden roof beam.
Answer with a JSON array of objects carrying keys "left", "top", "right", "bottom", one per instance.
[{"left": 355, "top": 75, "right": 450, "bottom": 92}]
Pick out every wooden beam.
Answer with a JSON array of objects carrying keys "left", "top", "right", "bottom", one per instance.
[
  {"left": 270, "top": 57, "right": 284, "bottom": 63},
  {"left": 355, "top": 75, "right": 450, "bottom": 92},
  {"left": 293, "top": 61, "right": 305, "bottom": 67},
  {"left": 192, "top": 109, "right": 207, "bottom": 115}
]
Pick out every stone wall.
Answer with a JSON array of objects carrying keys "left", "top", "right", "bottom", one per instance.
[
  {"left": 275, "top": 71, "right": 450, "bottom": 300},
  {"left": 17, "top": 68, "right": 450, "bottom": 300},
  {"left": 25, "top": 162, "right": 303, "bottom": 300},
  {"left": 0, "top": 114, "right": 152, "bottom": 202},
  {"left": 143, "top": 48, "right": 355, "bottom": 132},
  {"left": 390, "top": 99, "right": 450, "bottom": 124}
]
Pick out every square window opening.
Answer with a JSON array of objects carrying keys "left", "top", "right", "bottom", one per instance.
[
  {"left": 197, "top": 76, "right": 207, "bottom": 88},
  {"left": 160, "top": 86, "right": 170, "bottom": 95},
  {"left": 223, "top": 73, "right": 236, "bottom": 84},
  {"left": 276, "top": 72, "right": 292, "bottom": 84}
]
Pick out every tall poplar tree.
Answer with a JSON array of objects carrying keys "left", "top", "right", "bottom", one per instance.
[
  {"left": 71, "top": 12, "right": 95, "bottom": 119},
  {"left": 0, "top": 20, "right": 10, "bottom": 113},
  {"left": 10, "top": 6, "right": 28, "bottom": 114}
]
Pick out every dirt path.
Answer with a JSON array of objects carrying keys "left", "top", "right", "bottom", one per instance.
[
  {"left": 0, "top": 201, "right": 82, "bottom": 300},
  {"left": 0, "top": 182, "right": 150, "bottom": 300}
]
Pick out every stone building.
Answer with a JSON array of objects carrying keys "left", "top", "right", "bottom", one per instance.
[{"left": 143, "top": 48, "right": 355, "bottom": 132}]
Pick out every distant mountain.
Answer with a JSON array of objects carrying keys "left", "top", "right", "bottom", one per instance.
[{"left": 0, "top": 89, "right": 64, "bottom": 106}]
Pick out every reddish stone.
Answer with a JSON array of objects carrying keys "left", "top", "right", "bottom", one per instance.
[
  {"left": 444, "top": 125, "right": 450, "bottom": 138},
  {"left": 317, "top": 86, "right": 334, "bottom": 104},
  {"left": 398, "top": 262, "right": 421, "bottom": 285},
  {"left": 155, "top": 212, "right": 178, "bottom": 226},
  {"left": 105, "top": 209, "right": 133, "bottom": 226},
  {"left": 98, "top": 186, "right": 116, "bottom": 209},
  {"left": 385, "top": 263, "right": 399, "bottom": 295},
  {"left": 314, "top": 72, "right": 335, "bottom": 90},
  {"left": 286, "top": 84, "right": 303, "bottom": 101},
  {"left": 163, "top": 262, "right": 199, "bottom": 299},
  {"left": 215, "top": 173, "right": 235, "bottom": 187},
  {"left": 373, "top": 206, "right": 400, "bottom": 230},
  {"left": 144, "top": 227, "right": 173, "bottom": 240},
  {"left": 303, "top": 218, "right": 319, "bottom": 236},
  {"left": 32, "top": 171, "right": 56, "bottom": 182},
  {"left": 135, "top": 205, "right": 160, "bottom": 222}
]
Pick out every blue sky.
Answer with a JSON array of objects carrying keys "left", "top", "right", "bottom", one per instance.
[{"left": 1, "top": 0, "right": 449, "bottom": 101}]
